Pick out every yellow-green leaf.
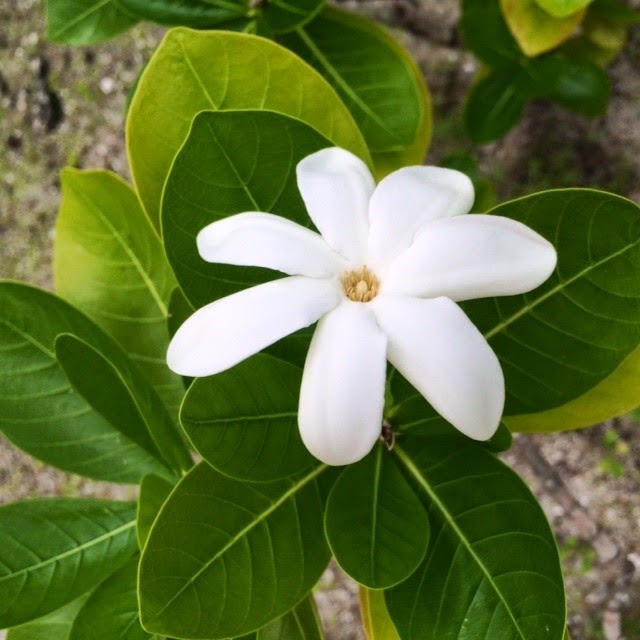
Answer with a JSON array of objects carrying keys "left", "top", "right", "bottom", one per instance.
[{"left": 359, "top": 588, "right": 400, "bottom": 640}]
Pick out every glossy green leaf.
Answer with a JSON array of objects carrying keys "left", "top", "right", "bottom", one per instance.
[
  {"left": 161, "top": 109, "right": 327, "bottom": 311},
  {"left": 0, "top": 282, "right": 174, "bottom": 483},
  {"left": 535, "top": 0, "right": 594, "bottom": 18},
  {"left": 116, "top": 0, "right": 247, "bottom": 28},
  {"left": 167, "top": 287, "right": 194, "bottom": 340},
  {"left": 501, "top": 0, "right": 586, "bottom": 56},
  {"left": 548, "top": 57, "right": 610, "bottom": 116},
  {"left": 46, "top": 0, "right": 138, "bottom": 44},
  {"left": 181, "top": 354, "right": 316, "bottom": 482},
  {"left": 137, "top": 474, "right": 175, "bottom": 550},
  {"left": 259, "top": 0, "right": 325, "bottom": 33},
  {"left": 69, "top": 556, "right": 152, "bottom": 640},
  {"left": 139, "top": 461, "right": 331, "bottom": 638},
  {"left": 127, "top": 28, "right": 369, "bottom": 227},
  {"left": 464, "top": 190, "right": 640, "bottom": 418},
  {"left": 258, "top": 595, "right": 324, "bottom": 639},
  {"left": 0, "top": 499, "right": 138, "bottom": 628},
  {"left": 359, "top": 588, "right": 400, "bottom": 640},
  {"left": 325, "top": 444, "right": 429, "bottom": 589},
  {"left": 280, "top": 7, "right": 431, "bottom": 176},
  {"left": 6, "top": 596, "right": 89, "bottom": 640},
  {"left": 387, "top": 440, "right": 565, "bottom": 639},
  {"left": 55, "top": 169, "right": 183, "bottom": 417}
]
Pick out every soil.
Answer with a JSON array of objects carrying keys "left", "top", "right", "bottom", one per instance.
[{"left": 1, "top": 1, "right": 639, "bottom": 639}]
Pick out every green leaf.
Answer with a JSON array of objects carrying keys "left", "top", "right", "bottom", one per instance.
[
  {"left": 0, "top": 282, "right": 176, "bottom": 483},
  {"left": 181, "top": 354, "right": 317, "bottom": 482},
  {"left": 463, "top": 190, "right": 640, "bottom": 418},
  {"left": 46, "top": 0, "right": 138, "bottom": 44},
  {"left": 6, "top": 596, "right": 89, "bottom": 640},
  {"left": 387, "top": 440, "right": 565, "bottom": 639},
  {"left": 590, "top": 0, "right": 640, "bottom": 26},
  {"left": 359, "top": 588, "right": 400, "bottom": 640},
  {"left": 535, "top": 0, "right": 594, "bottom": 18},
  {"left": 464, "top": 70, "right": 527, "bottom": 144},
  {"left": 461, "top": 0, "right": 523, "bottom": 67},
  {"left": 116, "top": 0, "right": 247, "bottom": 28},
  {"left": 139, "top": 461, "right": 331, "bottom": 639},
  {"left": 548, "top": 56, "right": 610, "bottom": 116},
  {"left": 137, "top": 474, "right": 175, "bottom": 550},
  {"left": 127, "top": 28, "right": 370, "bottom": 227},
  {"left": 0, "top": 499, "right": 138, "bottom": 628},
  {"left": 280, "top": 7, "right": 431, "bottom": 177},
  {"left": 501, "top": 0, "right": 586, "bottom": 57},
  {"left": 168, "top": 287, "right": 194, "bottom": 340},
  {"left": 161, "top": 109, "right": 327, "bottom": 314},
  {"left": 55, "top": 169, "right": 184, "bottom": 417},
  {"left": 258, "top": 595, "right": 324, "bottom": 639},
  {"left": 69, "top": 556, "right": 152, "bottom": 640},
  {"left": 259, "top": 0, "right": 326, "bottom": 33},
  {"left": 325, "top": 444, "right": 429, "bottom": 589}
]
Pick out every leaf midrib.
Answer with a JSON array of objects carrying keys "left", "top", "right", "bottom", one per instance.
[{"left": 50, "top": 0, "right": 112, "bottom": 38}]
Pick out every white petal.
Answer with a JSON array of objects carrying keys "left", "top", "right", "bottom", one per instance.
[
  {"left": 372, "top": 296, "right": 503, "bottom": 440},
  {"left": 167, "top": 277, "right": 340, "bottom": 377},
  {"left": 368, "top": 166, "right": 474, "bottom": 268},
  {"left": 298, "top": 301, "right": 387, "bottom": 466},
  {"left": 381, "top": 215, "right": 557, "bottom": 301},
  {"left": 196, "top": 212, "right": 345, "bottom": 278},
  {"left": 296, "top": 148, "right": 375, "bottom": 264}
]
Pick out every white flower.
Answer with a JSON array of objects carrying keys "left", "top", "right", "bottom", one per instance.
[{"left": 168, "top": 148, "right": 557, "bottom": 466}]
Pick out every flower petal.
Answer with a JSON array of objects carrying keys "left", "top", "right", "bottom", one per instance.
[
  {"left": 367, "top": 166, "right": 475, "bottom": 268},
  {"left": 167, "top": 277, "right": 340, "bottom": 377},
  {"left": 296, "top": 147, "right": 375, "bottom": 264},
  {"left": 298, "top": 301, "right": 387, "bottom": 466},
  {"left": 197, "top": 212, "right": 345, "bottom": 278},
  {"left": 381, "top": 214, "right": 557, "bottom": 301},
  {"left": 372, "top": 295, "right": 504, "bottom": 440}
]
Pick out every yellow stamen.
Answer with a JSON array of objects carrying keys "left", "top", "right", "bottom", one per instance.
[{"left": 342, "top": 267, "right": 380, "bottom": 302}]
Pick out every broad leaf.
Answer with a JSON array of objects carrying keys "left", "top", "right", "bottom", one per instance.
[
  {"left": 548, "top": 57, "right": 610, "bottom": 116},
  {"left": 181, "top": 354, "right": 317, "bottom": 482},
  {"left": 325, "top": 444, "right": 429, "bottom": 589},
  {"left": 69, "top": 556, "right": 151, "bottom": 640},
  {"left": 55, "top": 169, "right": 183, "bottom": 417},
  {"left": 387, "top": 440, "right": 565, "bottom": 639},
  {"left": 501, "top": 0, "right": 586, "bottom": 57},
  {"left": 464, "top": 190, "right": 640, "bottom": 417},
  {"left": 168, "top": 287, "right": 194, "bottom": 340},
  {"left": 0, "top": 282, "right": 174, "bottom": 483},
  {"left": 6, "top": 596, "right": 89, "bottom": 640},
  {"left": 137, "top": 474, "right": 175, "bottom": 549},
  {"left": 359, "top": 589, "right": 400, "bottom": 640},
  {"left": 128, "top": 28, "right": 369, "bottom": 227},
  {"left": 139, "top": 462, "right": 330, "bottom": 638},
  {"left": 46, "top": 0, "right": 138, "bottom": 44},
  {"left": 535, "top": 0, "right": 594, "bottom": 18},
  {"left": 280, "top": 7, "right": 431, "bottom": 176},
  {"left": 116, "top": 0, "right": 247, "bottom": 28},
  {"left": 0, "top": 499, "right": 138, "bottom": 628},
  {"left": 259, "top": 0, "right": 326, "bottom": 33},
  {"left": 258, "top": 595, "right": 324, "bottom": 639}
]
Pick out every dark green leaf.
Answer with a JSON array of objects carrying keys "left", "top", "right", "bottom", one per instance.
[
  {"left": 137, "top": 474, "right": 175, "bottom": 550},
  {"left": 0, "top": 499, "right": 138, "bottom": 628},
  {"left": 548, "top": 57, "right": 611, "bottom": 116},
  {"left": 46, "top": 0, "right": 138, "bottom": 45},
  {"left": 258, "top": 594, "right": 324, "bottom": 639},
  {"left": 387, "top": 440, "right": 565, "bottom": 639},
  {"left": 0, "top": 282, "right": 174, "bottom": 483},
  {"left": 280, "top": 7, "right": 431, "bottom": 175},
  {"left": 167, "top": 287, "right": 194, "bottom": 340},
  {"left": 181, "top": 354, "right": 317, "bottom": 482},
  {"left": 116, "top": 0, "right": 247, "bottom": 28},
  {"left": 325, "top": 444, "right": 429, "bottom": 589},
  {"left": 6, "top": 596, "right": 89, "bottom": 640},
  {"left": 590, "top": 0, "right": 640, "bottom": 25},
  {"left": 259, "top": 0, "right": 325, "bottom": 33},
  {"left": 139, "top": 462, "right": 330, "bottom": 638}
]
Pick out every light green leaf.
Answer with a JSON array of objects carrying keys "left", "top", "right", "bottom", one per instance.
[
  {"left": 0, "top": 282, "right": 175, "bottom": 483},
  {"left": 55, "top": 169, "right": 183, "bottom": 417},
  {"left": 535, "top": 0, "right": 594, "bottom": 18},
  {"left": 0, "top": 499, "right": 138, "bottom": 628},
  {"left": 258, "top": 595, "right": 324, "bottom": 639},
  {"left": 6, "top": 595, "right": 89, "bottom": 640},
  {"left": 501, "top": 0, "right": 586, "bottom": 57},
  {"left": 139, "top": 462, "right": 331, "bottom": 639},
  {"left": 387, "top": 440, "right": 565, "bottom": 639},
  {"left": 127, "top": 28, "right": 369, "bottom": 227},
  {"left": 280, "top": 6, "right": 431, "bottom": 176},
  {"left": 116, "top": 0, "right": 248, "bottom": 28},
  {"left": 325, "top": 444, "right": 429, "bottom": 589},
  {"left": 69, "top": 556, "right": 151, "bottom": 640},
  {"left": 181, "top": 354, "right": 317, "bottom": 482},
  {"left": 463, "top": 190, "right": 640, "bottom": 419},
  {"left": 46, "top": 0, "right": 138, "bottom": 45},
  {"left": 137, "top": 474, "right": 175, "bottom": 550},
  {"left": 359, "top": 588, "right": 400, "bottom": 640}
]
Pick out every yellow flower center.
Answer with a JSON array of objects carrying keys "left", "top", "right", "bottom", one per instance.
[{"left": 342, "top": 267, "right": 380, "bottom": 303}]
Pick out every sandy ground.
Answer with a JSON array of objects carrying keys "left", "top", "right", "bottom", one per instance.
[{"left": 1, "top": 1, "right": 640, "bottom": 638}]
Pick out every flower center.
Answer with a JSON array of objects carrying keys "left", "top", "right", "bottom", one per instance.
[{"left": 342, "top": 267, "right": 380, "bottom": 302}]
